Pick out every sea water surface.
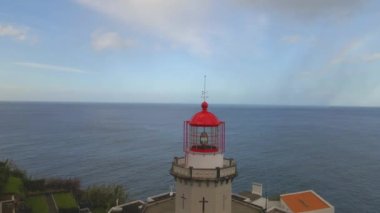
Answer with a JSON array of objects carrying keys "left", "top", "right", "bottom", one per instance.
[{"left": 0, "top": 102, "right": 379, "bottom": 212}]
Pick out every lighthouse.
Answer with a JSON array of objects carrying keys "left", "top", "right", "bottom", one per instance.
[
  {"left": 170, "top": 98, "right": 237, "bottom": 213},
  {"left": 108, "top": 84, "right": 334, "bottom": 213}
]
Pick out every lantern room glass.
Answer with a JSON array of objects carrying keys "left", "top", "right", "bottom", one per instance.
[{"left": 183, "top": 121, "right": 225, "bottom": 154}]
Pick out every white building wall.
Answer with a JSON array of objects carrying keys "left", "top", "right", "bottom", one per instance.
[
  {"left": 186, "top": 153, "right": 223, "bottom": 168},
  {"left": 303, "top": 208, "right": 334, "bottom": 213},
  {"left": 175, "top": 179, "right": 232, "bottom": 213},
  {"left": 251, "top": 183, "right": 263, "bottom": 196}
]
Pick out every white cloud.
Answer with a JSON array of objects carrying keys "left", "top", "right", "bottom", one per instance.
[
  {"left": 238, "top": 0, "right": 366, "bottom": 21},
  {"left": 76, "top": 0, "right": 213, "bottom": 56},
  {"left": 330, "top": 39, "right": 365, "bottom": 64},
  {"left": 14, "top": 62, "right": 87, "bottom": 73},
  {"left": 363, "top": 53, "right": 380, "bottom": 63},
  {"left": 0, "top": 24, "right": 28, "bottom": 41},
  {"left": 91, "top": 31, "right": 135, "bottom": 51},
  {"left": 330, "top": 38, "right": 380, "bottom": 65}
]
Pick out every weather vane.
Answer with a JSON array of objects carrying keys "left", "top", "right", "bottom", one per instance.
[{"left": 201, "top": 75, "right": 208, "bottom": 101}]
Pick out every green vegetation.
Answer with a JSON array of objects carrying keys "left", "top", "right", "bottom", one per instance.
[
  {"left": 3, "top": 176, "right": 23, "bottom": 195},
  {"left": 92, "top": 207, "right": 106, "bottom": 213},
  {"left": 25, "top": 178, "right": 81, "bottom": 197},
  {"left": 26, "top": 196, "right": 49, "bottom": 213},
  {"left": 54, "top": 192, "right": 78, "bottom": 209},
  {"left": 0, "top": 160, "right": 128, "bottom": 213},
  {"left": 83, "top": 184, "right": 127, "bottom": 210},
  {"left": 1, "top": 159, "right": 27, "bottom": 194},
  {"left": 0, "top": 160, "right": 10, "bottom": 192}
]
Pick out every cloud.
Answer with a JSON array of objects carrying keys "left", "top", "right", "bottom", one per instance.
[
  {"left": 76, "top": 0, "right": 368, "bottom": 56},
  {"left": 363, "top": 53, "right": 380, "bottom": 63},
  {"left": 14, "top": 62, "right": 87, "bottom": 73},
  {"left": 238, "top": 0, "right": 367, "bottom": 20},
  {"left": 76, "top": 0, "right": 213, "bottom": 56},
  {"left": 91, "top": 31, "right": 135, "bottom": 51},
  {"left": 330, "top": 39, "right": 366, "bottom": 64},
  {"left": 330, "top": 38, "right": 380, "bottom": 65},
  {"left": 0, "top": 24, "right": 28, "bottom": 41}
]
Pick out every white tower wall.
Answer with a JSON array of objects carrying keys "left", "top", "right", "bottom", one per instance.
[
  {"left": 175, "top": 180, "right": 232, "bottom": 213},
  {"left": 171, "top": 156, "right": 236, "bottom": 213},
  {"left": 186, "top": 153, "right": 224, "bottom": 168}
]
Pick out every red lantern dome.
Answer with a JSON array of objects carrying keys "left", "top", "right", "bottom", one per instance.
[{"left": 189, "top": 102, "right": 220, "bottom": 127}]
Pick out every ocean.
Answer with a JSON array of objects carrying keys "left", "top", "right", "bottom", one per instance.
[{"left": 0, "top": 102, "right": 379, "bottom": 212}]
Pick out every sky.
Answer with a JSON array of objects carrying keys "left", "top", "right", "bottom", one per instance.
[{"left": 1, "top": 0, "right": 380, "bottom": 106}]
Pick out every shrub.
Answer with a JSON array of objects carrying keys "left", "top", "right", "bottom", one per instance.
[
  {"left": 8, "top": 161, "right": 27, "bottom": 181},
  {"left": 1, "top": 159, "right": 27, "bottom": 192},
  {"left": 46, "top": 178, "right": 81, "bottom": 194},
  {"left": 82, "top": 184, "right": 127, "bottom": 210},
  {"left": 3, "top": 176, "right": 24, "bottom": 195},
  {"left": 0, "top": 160, "right": 10, "bottom": 192},
  {"left": 25, "top": 179, "right": 46, "bottom": 192}
]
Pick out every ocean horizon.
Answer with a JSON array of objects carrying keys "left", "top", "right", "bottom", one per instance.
[{"left": 1, "top": 102, "right": 379, "bottom": 212}]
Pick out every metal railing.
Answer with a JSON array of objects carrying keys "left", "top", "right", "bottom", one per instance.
[{"left": 170, "top": 157, "right": 237, "bottom": 181}]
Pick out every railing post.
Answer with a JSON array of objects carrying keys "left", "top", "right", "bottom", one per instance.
[
  {"left": 216, "top": 167, "right": 220, "bottom": 178},
  {"left": 229, "top": 159, "right": 232, "bottom": 166},
  {"left": 189, "top": 166, "right": 193, "bottom": 178}
]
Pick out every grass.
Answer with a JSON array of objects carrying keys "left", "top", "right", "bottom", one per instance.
[
  {"left": 53, "top": 192, "right": 77, "bottom": 209},
  {"left": 26, "top": 196, "right": 49, "bottom": 213},
  {"left": 92, "top": 207, "right": 106, "bottom": 213},
  {"left": 2, "top": 176, "right": 23, "bottom": 195}
]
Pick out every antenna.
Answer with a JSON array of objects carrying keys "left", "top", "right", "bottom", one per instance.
[{"left": 201, "top": 75, "right": 208, "bottom": 101}]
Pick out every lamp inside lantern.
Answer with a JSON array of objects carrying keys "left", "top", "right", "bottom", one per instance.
[{"left": 200, "top": 131, "right": 208, "bottom": 145}]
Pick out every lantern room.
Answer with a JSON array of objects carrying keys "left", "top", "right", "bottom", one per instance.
[{"left": 183, "top": 101, "right": 225, "bottom": 154}]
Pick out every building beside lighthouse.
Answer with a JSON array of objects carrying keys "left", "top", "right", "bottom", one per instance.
[{"left": 108, "top": 101, "right": 334, "bottom": 213}]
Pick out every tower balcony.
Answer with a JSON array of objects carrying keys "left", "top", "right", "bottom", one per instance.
[{"left": 170, "top": 157, "right": 237, "bottom": 181}]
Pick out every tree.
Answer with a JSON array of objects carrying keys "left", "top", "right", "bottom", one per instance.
[
  {"left": 7, "top": 161, "right": 27, "bottom": 181},
  {"left": 24, "top": 179, "right": 46, "bottom": 192},
  {"left": 0, "top": 160, "right": 10, "bottom": 192},
  {"left": 82, "top": 184, "right": 127, "bottom": 210}
]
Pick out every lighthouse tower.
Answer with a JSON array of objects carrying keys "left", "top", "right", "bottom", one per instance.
[{"left": 170, "top": 98, "right": 237, "bottom": 213}]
